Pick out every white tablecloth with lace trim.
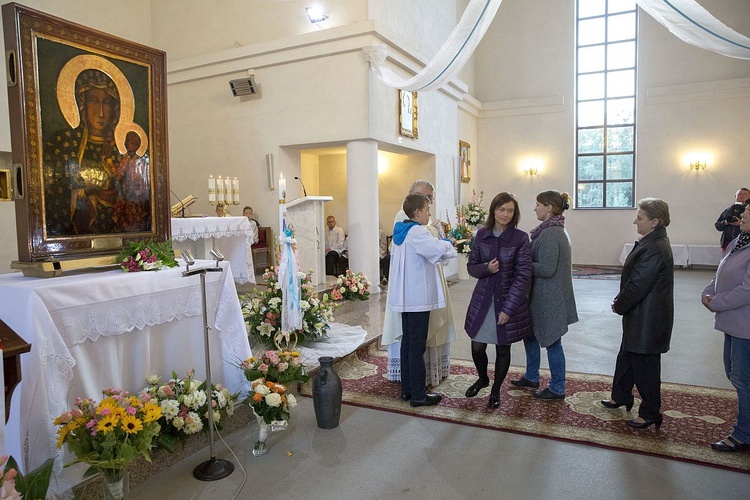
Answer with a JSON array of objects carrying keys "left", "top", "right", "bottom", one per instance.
[
  {"left": 0, "top": 261, "right": 251, "bottom": 477},
  {"left": 171, "top": 216, "right": 257, "bottom": 284}
]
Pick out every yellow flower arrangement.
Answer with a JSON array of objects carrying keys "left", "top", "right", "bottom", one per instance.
[{"left": 54, "top": 388, "right": 162, "bottom": 479}]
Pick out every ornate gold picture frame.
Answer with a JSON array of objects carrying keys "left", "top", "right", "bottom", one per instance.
[
  {"left": 459, "top": 140, "right": 471, "bottom": 183},
  {"left": 2, "top": 3, "right": 169, "bottom": 265},
  {"left": 399, "top": 89, "right": 418, "bottom": 139}
]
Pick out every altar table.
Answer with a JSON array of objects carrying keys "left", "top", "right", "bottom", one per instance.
[
  {"left": 0, "top": 261, "right": 251, "bottom": 476},
  {"left": 171, "top": 216, "right": 257, "bottom": 284}
]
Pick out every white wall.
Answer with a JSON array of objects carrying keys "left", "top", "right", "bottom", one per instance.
[
  {"left": 474, "top": 0, "right": 750, "bottom": 265},
  {"left": 152, "top": 0, "right": 368, "bottom": 62}
]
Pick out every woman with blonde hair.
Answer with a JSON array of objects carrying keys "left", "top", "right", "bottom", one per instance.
[{"left": 511, "top": 190, "right": 578, "bottom": 400}]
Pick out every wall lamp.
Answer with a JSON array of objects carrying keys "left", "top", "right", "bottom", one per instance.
[
  {"left": 306, "top": 6, "right": 328, "bottom": 23},
  {"left": 521, "top": 159, "right": 542, "bottom": 176},
  {"left": 686, "top": 153, "right": 711, "bottom": 171}
]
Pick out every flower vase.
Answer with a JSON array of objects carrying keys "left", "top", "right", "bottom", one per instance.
[
  {"left": 101, "top": 468, "right": 128, "bottom": 500},
  {"left": 253, "top": 418, "right": 270, "bottom": 456},
  {"left": 252, "top": 416, "right": 288, "bottom": 456},
  {"left": 457, "top": 253, "right": 470, "bottom": 280},
  {"left": 312, "top": 356, "right": 342, "bottom": 429}
]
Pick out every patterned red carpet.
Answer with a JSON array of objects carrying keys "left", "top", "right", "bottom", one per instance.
[
  {"left": 571, "top": 265, "right": 622, "bottom": 280},
  {"left": 301, "top": 339, "right": 749, "bottom": 473}
]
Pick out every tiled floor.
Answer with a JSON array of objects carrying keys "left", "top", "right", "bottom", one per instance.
[{"left": 128, "top": 269, "right": 749, "bottom": 499}]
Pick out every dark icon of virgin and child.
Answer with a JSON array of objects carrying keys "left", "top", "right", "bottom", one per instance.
[{"left": 39, "top": 37, "right": 152, "bottom": 237}]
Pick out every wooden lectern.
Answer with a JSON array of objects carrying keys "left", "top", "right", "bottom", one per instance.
[{"left": 1, "top": 319, "right": 31, "bottom": 423}]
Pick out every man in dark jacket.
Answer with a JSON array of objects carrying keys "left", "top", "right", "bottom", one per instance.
[{"left": 715, "top": 188, "right": 750, "bottom": 253}]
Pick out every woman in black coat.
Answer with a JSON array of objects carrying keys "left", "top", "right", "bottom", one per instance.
[
  {"left": 603, "top": 198, "right": 674, "bottom": 430},
  {"left": 464, "top": 192, "right": 532, "bottom": 409}
]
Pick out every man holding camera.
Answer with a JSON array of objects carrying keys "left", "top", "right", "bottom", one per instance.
[{"left": 716, "top": 187, "right": 750, "bottom": 253}]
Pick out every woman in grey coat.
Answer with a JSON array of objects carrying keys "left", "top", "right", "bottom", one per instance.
[{"left": 511, "top": 191, "right": 578, "bottom": 399}]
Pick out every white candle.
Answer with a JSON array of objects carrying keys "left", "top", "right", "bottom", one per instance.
[
  {"left": 232, "top": 177, "right": 240, "bottom": 204},
  {"left": 208, "top": 175, "right": 216, "bottom": 204},
  {"left": 217, "top": 176, "right": 224, "bottom": 204},
  {"left": 224, "top": 177, "right": 231, "bottom": 204},
  {"left": 279, "top": 172, "right": 286, "bottom": 235}
]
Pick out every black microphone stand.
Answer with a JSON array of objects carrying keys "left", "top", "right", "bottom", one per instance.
[
  {"left": 181, "top": 251, "right": 234, "bottom": 481},
  {"left": 294, "top": 176, "right": 308, "bottom": 197},
  {"left": 171, "top": 189, "right": 187, "bottom": 218}
]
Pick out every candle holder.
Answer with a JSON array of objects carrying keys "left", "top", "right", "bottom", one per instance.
[{"left": 208, "top": 176, "right": 240, "bottom": 206}]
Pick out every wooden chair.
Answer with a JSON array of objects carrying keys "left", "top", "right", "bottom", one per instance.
[{"left": 252, "top": 226, "right": 274, "bottom": 274}]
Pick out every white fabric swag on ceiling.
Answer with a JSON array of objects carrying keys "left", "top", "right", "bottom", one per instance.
[
  {"left": 636, "top": 0, "right": 750, "bottom": 60},
  {"left": 365, "top": 0, "right": 750, "bottom": 93}
]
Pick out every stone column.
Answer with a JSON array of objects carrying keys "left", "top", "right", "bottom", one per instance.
[{"left": 346, "top": 140, "right": 380, "bottom": 293}]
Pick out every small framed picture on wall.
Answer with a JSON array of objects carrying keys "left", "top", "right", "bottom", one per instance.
[
  {"left": 399, "top": 89, "right": 418, "bottom": 139},
  {"left": 459, "top": 140, "right": 471, "bottom": 183}
]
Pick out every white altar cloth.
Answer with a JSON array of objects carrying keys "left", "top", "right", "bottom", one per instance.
[
  {"left": 0, "top": 261, "right": 251, "bottom": 476},
  {"left": 171, "top": 216, "right": 257, "bottom": 284}
]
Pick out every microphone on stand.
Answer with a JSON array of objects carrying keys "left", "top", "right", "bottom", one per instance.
[
  {"left": 294, "top": 176, "right": 308, "bottom": 197},
  {"left": 170, "top": 188, "right": 186, "bottom": 218}
]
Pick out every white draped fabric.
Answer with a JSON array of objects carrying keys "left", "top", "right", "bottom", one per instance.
[
  {"left": 364, "top": 0, "right": 504, "bottom": 92},
  {"left": 365, "top": 0, "right": 750, "bottom": 93},
  {"left": 635, "top": 0, "right": 750, "bottom": 60},
  {"left": 278, "top": 231, "right": 303, "bottom": 337}
]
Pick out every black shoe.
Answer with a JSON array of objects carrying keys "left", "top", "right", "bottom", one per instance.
[
  {"left": 711, "top": 435, "right": 750, "bottom": 452},
  {"left": 400, "top": 393, "right": 411, "bottom": 401},
  {"left": 410, "top": 393, "right": 442, "bottom": 407},
  {"left": 465, "top": 378, "right": 490, "bottom": 398},
  {"left": 487, "top": 393, "right": 500, "bottom": 409},
  {"left": 510, "top": 377, "right": 539, "bottom": 389},
  {"left": 533, "top": 388, "right": 565, "bottom": 400},
  {"left": 626, "top": 415, "right": 663, "bottom": 430},
  {"left": 601, "top": 399, "right": 634, "bottom": 411}
]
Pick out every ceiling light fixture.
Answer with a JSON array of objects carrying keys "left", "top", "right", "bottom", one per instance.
[{"left": 306, "top": 5, "right": 328, "bottom": 23}]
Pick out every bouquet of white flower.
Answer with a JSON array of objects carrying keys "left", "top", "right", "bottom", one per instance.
[
  {"left": 140, "top": 369, "right": 238, "bottom": 452},
  {"left": 240, "top": 266, "right": 336, "bottom": 348},
  {"left": 463, "top": 190, "right": 487, "bottom": 226}
]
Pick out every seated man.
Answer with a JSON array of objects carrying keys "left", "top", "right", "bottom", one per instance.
[{"left": 325, "top": 215, "right": 346, "bottom": 275}]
